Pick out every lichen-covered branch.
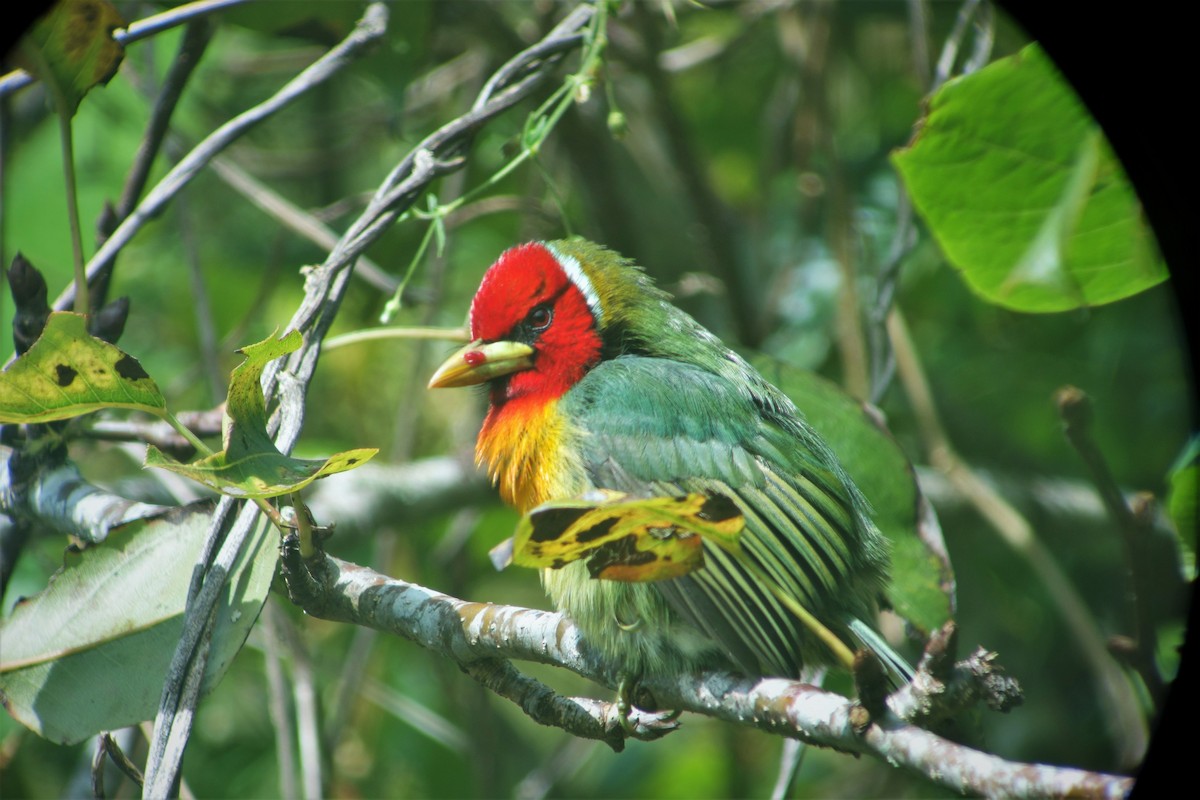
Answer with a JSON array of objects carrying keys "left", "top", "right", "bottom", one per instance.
[
  {"left": 0, "top": 444, "right": 169, "bottom": 545},
  {"left": 281, "top": 546, "right": 1133, "bottom": 799}
]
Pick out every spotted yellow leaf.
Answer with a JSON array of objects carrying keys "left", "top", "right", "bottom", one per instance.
[
  {"left": 0, "top": 311, "right": 164, "bottom": 423},
  {"left": 510, "top": 490, "right": 745, "bottom": 582}
]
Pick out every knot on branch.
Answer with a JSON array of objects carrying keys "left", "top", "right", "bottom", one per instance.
[
  {"left": 888, "top": 622, "right": 1023, "bottom": 725},
  {"left": 279, "top": 531, "right": 337, "bottom": 617}
]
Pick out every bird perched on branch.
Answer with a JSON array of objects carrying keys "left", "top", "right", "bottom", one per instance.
[{"left": 429, "top": 239, "right": 893, "bottom": 681}]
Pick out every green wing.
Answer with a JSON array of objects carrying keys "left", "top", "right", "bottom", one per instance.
[{"left": 562, "top": 355, "right": 888, "bottom": 677}]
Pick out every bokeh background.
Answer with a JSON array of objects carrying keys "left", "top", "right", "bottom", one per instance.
[{"left": 2, "top": 1, "right": 1194, "bottom": 797}]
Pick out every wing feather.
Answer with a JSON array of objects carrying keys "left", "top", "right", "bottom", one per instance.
[{"left": 562, "top": 355, "right": 886, "bottom": 676}]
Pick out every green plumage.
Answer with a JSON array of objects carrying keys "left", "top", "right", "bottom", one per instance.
[{"left": 541, "top": 239, "right": 890, "bottom": 678}]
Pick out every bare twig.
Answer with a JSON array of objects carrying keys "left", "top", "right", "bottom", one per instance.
[
  {"left": 97, "top": 732, "right": 146, "bottom": 792},
  {"left": 869, "top": 0, "right": 994, "bottom": 404},
  {"left": 280, "top": 547, "right": 1133, "bottom": 798},
  {"left": 175, "top": 194, "right": 225, "bottom": 403},
  {"left": 206, "top": 155, "right": 398, "bottom": 294},
  {"left": 86, "top": 408, "right": 224, "bottom": 454},
  {"left": 114, "top": 18, "right": 215, "bottom": 231},
  {"left": 360, "top": 677, "right": 469, "bottom": 752},
  {"left": 261, "top": 602, "right": 300, "bottom": 800},
  {"left": 625, "top": 2, "right": 764, "bottom": 347},
  {"left": 889, "top": 309, "right": 1148, "bottom": 767},
  {"left": 1057, "top": 386, "right": 1173, "bottom": 707},
  {"left": 933, "top": 0, "right": 984, "bottom": 91},
  {"left": 271, "top": 601, "right": 323, "bottom": 799}
]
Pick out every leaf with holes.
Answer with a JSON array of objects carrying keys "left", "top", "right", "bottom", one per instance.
[
  {"left": 18, "top": 0, "right": 126, "bottom": 114},
  {"left": 508, "top": 490, "right": 745, "bottom": 582},
  {"left": 145, "top": 329, "right": 377, "bottom": 498},
  {"left": 0, "top": 311, "right": 164, "bottom": 423}
]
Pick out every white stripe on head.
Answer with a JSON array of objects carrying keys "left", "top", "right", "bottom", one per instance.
[{"left": 544, "top": 242, "right": 603, "bottom": 326}]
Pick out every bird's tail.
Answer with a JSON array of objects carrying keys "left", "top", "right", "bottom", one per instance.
[{"left": 847, "top": 616, "right": 914, "bottom": 686}]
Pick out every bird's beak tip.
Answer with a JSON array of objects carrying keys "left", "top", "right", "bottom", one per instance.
[{"left": 428, "top": 339, "right": 534, "bottom": 389}]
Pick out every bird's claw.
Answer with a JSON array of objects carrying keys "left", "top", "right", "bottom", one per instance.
[
  {"left": 618, "top": 706, "right": 681, "bottom": 741},
  {"left": 616, "top": 674, "right": 681, "bottom": 740}
]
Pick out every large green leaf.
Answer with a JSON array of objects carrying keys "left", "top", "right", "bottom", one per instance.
[
  {"left": 893, "top": 44, "right": 1166, "bottom": 312},
  {"left": 19, "top": 0, "right": 125, "bottom": 114},
  {"left": 146, "top": 330, "right": 377, "bottom": 498},
  {"left": 0, "top": 311, "right": 164, "bottom": 423},
  {"left": 0, "top": 504, "right": 277, "bottom": 745},
  {"left": 752, "top": 356, "right": 953, "bottom": 636}
]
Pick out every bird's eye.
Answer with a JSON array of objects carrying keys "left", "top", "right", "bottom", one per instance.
[{"left": 528, "top": 304, "right": 553, "bottom": 332}]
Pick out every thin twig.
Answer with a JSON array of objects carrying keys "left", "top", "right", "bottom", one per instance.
[
  {"left": 0, "top": 0, "right": 250, "bottom": 99},
  {"left": 261, "top": 602, "right": 300, "bottom": 800},
  {"left": 868, "top": 0, "right": 993, "bottom": 404},
  {"left": 888, "top": 308, "right": 1148, "bottom": 767},
  {"left": 360, "top": 677, "right": 469, "bottom": 753},
  {"left": 116, "top": 19, "right": 215, "bottom": 228},
  {"left": 933, "top": 0, "right": 984, "bottom": 91},
  {"left": 627, "top": 2, "right": 763, "bottom": 347},
  {"left": 274, "top": 604, "right": 323, "bottom": 799},
  {"left": 1057, "top": 386, "right": 1171, "bottom": 706},
  {"left": 207, "top": 155, "right": 398, "bottom": 294},
  {"left": 100, "top": 732, "right": 146, "bottom": 790},
  {"left": 176, "top": 193, "right": 225, "bottom": 404}
]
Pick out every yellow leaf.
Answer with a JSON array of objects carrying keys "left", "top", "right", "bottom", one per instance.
[{"left": 512, "top": 491, "right": 744, "bottom": 583}]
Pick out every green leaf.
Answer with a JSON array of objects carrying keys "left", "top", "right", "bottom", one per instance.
[
  {"left": 145, "top": 330, "right": 377, "bottom": 498},
  {"left": 512, "top": 490, "right": 745, "bottom": 582},
  {"left": 892, "top": 44, "right": 1166, "bottom": 312},
  {"left": 0, "top": 311, "right": 164, "bottom": 423},
  {"left": 1166, "top": 436, "right": 1198, "bottom": 580},
  {"left": 0, "top": 504, "right": 277, "bottom": 745},
  {"left": 752, "top": 355, "right": 953, "bottom": 636},
  {"left": 19, "top": 0, "right": 126, "bottom": 114}
]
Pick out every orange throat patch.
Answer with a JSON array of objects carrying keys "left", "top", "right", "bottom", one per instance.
[{"left": 476, "top": 396, "right": 583, "bottom": 514}]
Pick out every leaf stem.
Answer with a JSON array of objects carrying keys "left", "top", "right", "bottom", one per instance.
[
  {"left": 290, "top": 491, "right": 316, "bottom": 559},
  {"left": 22, "top": 34, "right": 91, "bottom": 317},
  {"left": 56, "top": 111, "right": 90, "bottom": 317},
  {"left": 162, "top": 410, "right": 215, "bottom": 457}
]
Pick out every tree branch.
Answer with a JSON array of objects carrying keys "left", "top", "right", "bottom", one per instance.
[
  {"left": 280, "top": 546, "right": 1133, "bottom": 799},
  {"left": 0, "top": 0, "right": 251, "bottom": 99},
  {"left": 1056, "top": 386, "right": 1176, "bottom": 707},
  {"left": 0, "top": 444, "right": 170, "bottom": 546},
  {"left": 889, "top": 309, "right": 1148, "bottom": 767}
]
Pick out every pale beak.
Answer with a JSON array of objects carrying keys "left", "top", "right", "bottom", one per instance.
[{"left": 428, "top": 339, "right": 535, "bottom": 388}]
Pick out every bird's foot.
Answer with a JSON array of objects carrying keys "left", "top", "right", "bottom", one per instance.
[{"left": 616, "top": 674, "right": 681, "bottom": 741}]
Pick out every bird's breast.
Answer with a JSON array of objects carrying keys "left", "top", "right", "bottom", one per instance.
[{"left": 476, "top": 395, "right": 586, "bottom": 514}]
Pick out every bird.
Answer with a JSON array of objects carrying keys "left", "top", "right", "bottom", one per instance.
[{"left": 428, "top": 238, "right": 892, "bottom": 681}]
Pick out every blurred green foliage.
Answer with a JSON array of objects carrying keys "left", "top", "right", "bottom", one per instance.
[{"left": 1, "top": 1, "right": 1192, "bottom": 797}]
